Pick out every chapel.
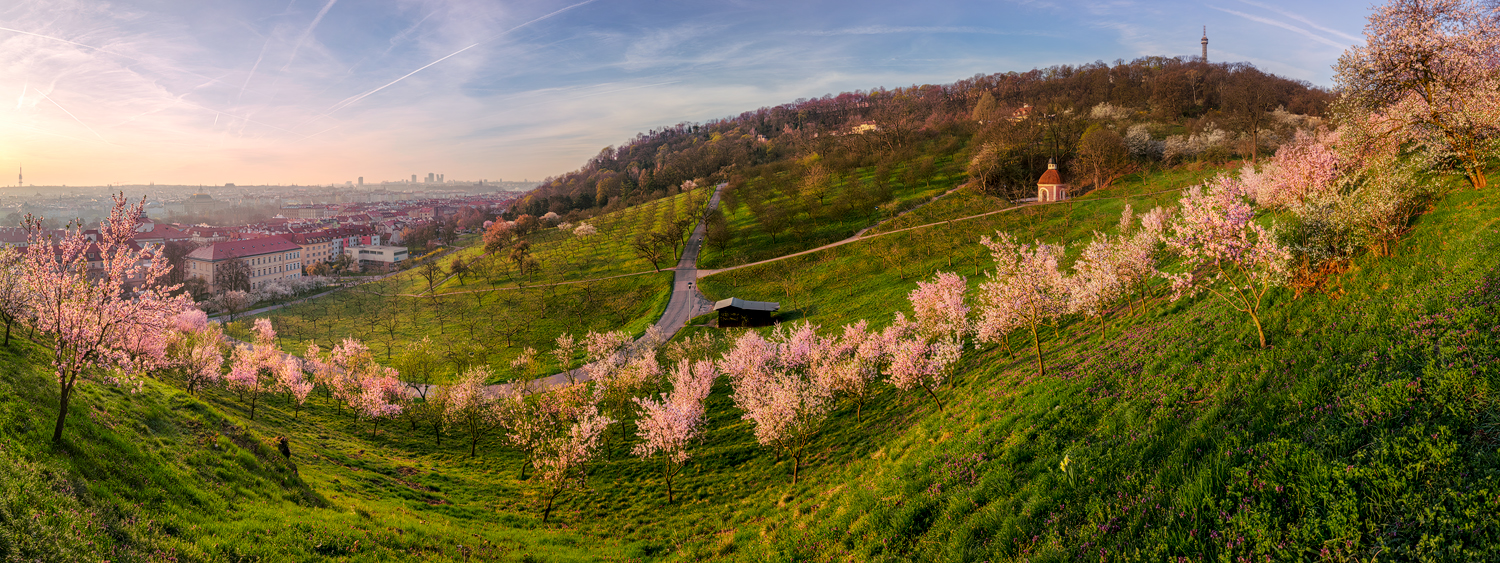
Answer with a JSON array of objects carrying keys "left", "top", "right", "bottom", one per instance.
[{"left": 1037, "top": 158, "right": 1070, "bottom": 202}]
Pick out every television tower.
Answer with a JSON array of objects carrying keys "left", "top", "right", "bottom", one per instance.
[
  {"left": 1201, "top": 26, "right": 1208, "bottom": 63},
  {"left": 16, "top": 167, "right": 20, "bottom": 188}
]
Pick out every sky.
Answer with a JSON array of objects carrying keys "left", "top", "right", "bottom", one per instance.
[{"left": 0, "top": 0, "right": 1374, "bottom": 187}]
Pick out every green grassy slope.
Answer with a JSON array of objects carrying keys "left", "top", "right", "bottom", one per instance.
[
  {"left": 686, "top": 171, "right": 1500, "bottom": 561},
  {"left": 6, "top": 167, "right": 1499, "bottom": 562},
  {"left": 0, "top": 339, "right": 615, "bottom": 561}
]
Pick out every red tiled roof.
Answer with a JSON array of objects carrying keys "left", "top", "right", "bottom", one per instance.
[
  {"left": 186, "top": 236, "right": 301, "bottom": 261},
  {"left": 132, "top": 223, "right": 190, "bottom": 241},
  {"left": 1038, "top": 168, "right": 1064, "bottom": 185}
]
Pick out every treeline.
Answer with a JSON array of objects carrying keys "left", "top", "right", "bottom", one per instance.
[{"left": 517, "top": 56, "right": 1333, "bottom": 218}]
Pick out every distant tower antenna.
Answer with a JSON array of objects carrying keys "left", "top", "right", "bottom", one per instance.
[{"left": 1201, "top": 26, "right": 1209, "bottom": 63}]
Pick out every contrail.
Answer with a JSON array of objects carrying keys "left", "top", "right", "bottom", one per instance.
[
  {"left": 281, "top": 0, "right": 340, "bottom": 72},
  {"left": 0, "top": 25, "right": 132, "bottom": 58},
  {"left": 321, "top": 0, "right": 603, "bottom": 118},
  {"left": 1233, "top": 0, "right": 1363, "bottom": 44},
  {"left": 30, "top": 87, "right": 112, "bottom": 145},
  {"left": 1211, "top": 7, "right": 1346, "bottom": 49},
  {"left": 236, "top": 33, "right": 277, "bottom": 105}
]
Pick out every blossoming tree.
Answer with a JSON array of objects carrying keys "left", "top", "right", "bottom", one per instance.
[
  {"left": 721, "top": 324, "right": 834, "bottom": 484},
  {"left": 1334, "top": 0, "right": 1500, "bottom": 190},
  {"left": 976, "top": 233, "right": 1070, "bottom": 376},
  {"left": 632, "top": 359, "right": 717, "bottom": 503},
  {"left": 22, "top": 195, "right": 190, "bottom": 442},
  {"left": 1162, "top": 175, "right": 1292, "bottom": 348}
]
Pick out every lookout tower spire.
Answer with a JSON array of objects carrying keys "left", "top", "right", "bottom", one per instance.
[{"left": 1201, "top": 26, "right": 1208, "bottom": 63}]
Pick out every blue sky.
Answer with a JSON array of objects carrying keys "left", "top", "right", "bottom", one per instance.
[{"left": 0, "top": 0, "right": 1373, "bottom": 187}]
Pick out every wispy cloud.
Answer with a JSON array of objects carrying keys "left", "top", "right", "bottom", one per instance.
[
  {"left": 1211, "top": 6, "right": 1348, "bottom": 49},
  {"left": 1234, "top": 0, "right": 1363, "bottom": 44}
]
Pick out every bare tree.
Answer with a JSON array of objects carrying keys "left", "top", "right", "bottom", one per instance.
[{"left": 1073, "top": 127, "right": 1133, "bottom": 191}]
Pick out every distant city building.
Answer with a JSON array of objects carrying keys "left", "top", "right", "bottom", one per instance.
[
  {"left": 411, "top": 174, "right": 417, "bottom": 183},
  {"left": 358, "top": 176, "right": 364, "bottom": 186},
  {"left": 185, "top": 237, "right": 303, "bottom": 292},
  {"left": 183, "top": 193, "right": 226, "bottom": 216},
  {"left": 344, "top": 244, "right": 407, "bottom": 265}
]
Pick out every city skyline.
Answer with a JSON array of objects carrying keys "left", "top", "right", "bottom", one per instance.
[{"left": 1, "top": 0, "right": 1370, "bottom": 187}]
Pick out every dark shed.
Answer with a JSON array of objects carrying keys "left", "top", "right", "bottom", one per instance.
[{"left": 713, "top": 297, "right": 780, "bottom": 327}]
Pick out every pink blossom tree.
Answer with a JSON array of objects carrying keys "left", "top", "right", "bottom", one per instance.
[
  {"left": 166, "top": 309, "right": 226, "bottom": 395},
  {"left": 497, "top": 382, "right": 593, "bottom": 479},
  {"left": 632, "top": 359, "right": 717, "bottom": 503},
  {"left": 976, "top": 233, "right": 1070, "bottom": 376},
  {"left": 1335, "top": 0, "right": 1500, "bottom": 190},
  {"left": 0, "top": 247, "right": 25, "bottom": 346},
  {"left": 534, "top": 403, "right": 612, "bottom": 523},
  {"left": 815, "top": 320, "right": 886, "bottom": 422},
  {"left": 885, "top": 272, "right": 971, "bottom": 411},
  {"left": 352, "top": 368, "right": 404, "bottom": 436},
  {"left": 276, "top": 356, "right": 314, "bottom": 419},
  {"left": 22, "top": 194, "right": 190, "bottom": 442},
  {"left": 1162, "top": 175, "right": 1292, "bottom": 348},
  {"left": 227, "top": 319, "right": 281, "bottom": 420},
  {"left": 553, "top": 333, "right": 579, "bottom": 384},
  {"left": 722, "top": 323, "right": 834, "bottom": 484},
  {"left": 445, "top": 366, "right": 502, "bottom": 458}
]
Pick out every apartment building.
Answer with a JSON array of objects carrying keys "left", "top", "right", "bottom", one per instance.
[{"left": 185, "top": 237, "right": 304, "bottom": 292}]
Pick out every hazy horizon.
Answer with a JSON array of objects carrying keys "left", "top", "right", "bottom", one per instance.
[{"left": 2, "top": 0, "right": 1368, "bottom": 188}]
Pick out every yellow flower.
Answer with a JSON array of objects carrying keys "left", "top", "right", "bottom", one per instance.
[{"left": 1060, "top": 454, "right": 1071, "bottom": 473}]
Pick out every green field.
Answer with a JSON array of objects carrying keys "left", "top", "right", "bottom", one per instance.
[{"left": 699, "top": 153, "right": 965, "bottom": 270}]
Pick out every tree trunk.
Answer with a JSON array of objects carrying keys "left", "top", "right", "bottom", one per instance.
[
  {"left": 920, "top": 383, "right": 944, "bottom": 412},
  {"left": 542, "top": 488, "right": 562, "bottom": 522},
  {"left": 52, "top": 377, "right": 74, "bottom": 443},
  {"left": 1030, "top": 324, "right": 1046, "bottom": 377},
  {"left": 1250, "top": 310, "right": 1267, "bottom": 348}
]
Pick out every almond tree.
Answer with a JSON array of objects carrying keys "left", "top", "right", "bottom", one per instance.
[
  {"left": 352, "top": 369, "right": 405, "bottom": 436},
  {"left": 446, "top": 366, "right": 502, "bottom": 458},
  {"left": 21, "top": 194, "right": 190, "bottom": 442},
  {"left": 815, "top": 320, "right": 885, "bottom": 423},
  {"left": 885, "top": 272, "right": 970, "bottom": 411},
  {"left": 976, "top": 233, "right": 1070, "bottom": 376},
  {"left": 276, "top": 355, "right": 314, "bottom": 419},
  {"left": 534, "top": 404, "right": 612, "bottom": 523},
  {"left": 227, "top": 319, "right": 281, "bottom": 420},
  {"left": 498, "top": 382, "right": 592, "bottom": 479},
  {"left": 1162, "top": 175, "right": 1292, "bottom": 348},
  {"left": 167, "top": 309, "right": 225, "bottom": 395},
  {"left": 632, "top": 359, "right": 717, "bottom": 503},
  {"left": 721, "top": 324, "right": 833, "bottom": 484},
  {"left": 1335, "top": 0, "right": 1500, "bottom": 190},
  {"left": 0, "top": 247, "right": 25, "bottom": 346},
  {"left": 553, "top": 333, "right": 579, "bottom": 385}
]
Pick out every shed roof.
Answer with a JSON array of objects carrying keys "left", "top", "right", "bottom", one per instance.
[{"left": 713, "top": 297, "right": 780, "bottom": 312}]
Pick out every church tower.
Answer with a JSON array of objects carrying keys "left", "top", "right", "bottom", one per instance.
[{"left": 1201, "top": 26, "right": 1208, "bottom": 63}]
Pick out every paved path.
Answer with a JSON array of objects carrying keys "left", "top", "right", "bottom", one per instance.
[{"left": 474, "top": 183, "right": 724, "bottom": 396}]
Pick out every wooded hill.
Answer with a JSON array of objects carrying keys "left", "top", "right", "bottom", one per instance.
[{"left": 510, "top": 56, "right": 1333, "bottom": 218}]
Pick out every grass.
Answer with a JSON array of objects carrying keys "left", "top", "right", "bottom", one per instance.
[
  {"left": 698, "top": 155, "right": 964, "bottom": 270},
  {"left": 0, "top": 337, "right": 616, "bottom": 561},
  {"left": 7, "top": 165, "right": 1500, "bottom": 561}
]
